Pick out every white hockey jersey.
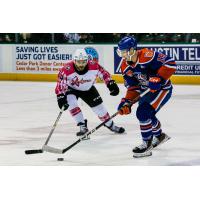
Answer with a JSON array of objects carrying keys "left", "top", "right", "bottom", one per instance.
[{"left": 55, "top": 60, "right": 112, "bottom": 95}]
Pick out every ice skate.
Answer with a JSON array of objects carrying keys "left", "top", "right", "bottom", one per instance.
[
  {"left": 132, "top": 139, "right": 153, "bottom": 158},
  {"left": 104, "top": 121, "right": 126, "bottom": 134},
  {"left": 152, "top": 132, "right": 171, "bottom": 148},
  {"left": 76, "top": 120, "right": 90, "bottom": 140}
]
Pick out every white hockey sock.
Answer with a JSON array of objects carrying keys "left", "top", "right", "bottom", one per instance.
[
  {"left": 67, "top": 94, "right": 84, "bottom": 124},
  {"left": 69, "top": 107, "right": 85, "bottom": 124},
  {"left": 92, "top": 103, "right": 113, "bottom": 127}
]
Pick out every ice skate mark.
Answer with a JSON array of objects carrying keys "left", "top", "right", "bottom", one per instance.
[
  {"left": 0, "top": 97, "right": 54, "bottom": 104},
  {"left": 169, "top": 159, "right": 200, "bottom": 166},
  {"left": 0, "top": 139, "right": 19, "bottom": 145},
  {"left": 20, "top": 123, "right": 75, "bottom": 134},
  {"left": 173, "top": 94, "right": 200, "bottom": 100}
]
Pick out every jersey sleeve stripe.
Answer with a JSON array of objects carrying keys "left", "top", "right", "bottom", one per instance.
[{"left": 163, "top": 64, "right": 177, "bottom": 69}]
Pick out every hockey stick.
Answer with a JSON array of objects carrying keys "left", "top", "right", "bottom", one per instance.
[
  {"left": 42, "top": 88, "right": 150, "bottom": 155},
  {"left": 25, "top": 106, "right": 65, "bottom": 155}
]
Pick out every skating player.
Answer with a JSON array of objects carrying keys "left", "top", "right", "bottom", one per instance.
[
  {"left": 55, "top": 48, "right": 125, "bottom": 139},
  {"left": 117, "top": 36, "right": 176, "bottom": 158}
]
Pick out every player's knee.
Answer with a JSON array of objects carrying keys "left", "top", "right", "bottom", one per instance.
[
  {"left": 90, "top": 96, "right": 103, "bottom": 107},
  {"left": 136, "top": 103, "right": 154, "bottom": 121},
  {"left": 151, "top": 116, "right": 158, "bottom": 126}
]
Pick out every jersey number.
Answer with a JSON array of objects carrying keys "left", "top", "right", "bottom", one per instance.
[
  {"left": 144, "top": 51, "right": 154, "bottom": 57},
  {"left": 157, "top": 53, "right": 167, "bottom": 63}
]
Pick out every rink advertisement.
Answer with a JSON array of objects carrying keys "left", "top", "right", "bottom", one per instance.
[
  {"left": 15, "top": 45, "right": 72, "bottom": 73},
  {"left": 114, "top": 45, "right": 200, "bottom": 75},
  {"left": 1, "top": 44, "right": 200, "bottom": 83},
  {"left": 14, "top": 45, "right": 102, "bottom": 74},
  {"left": 0, "top": 46, "right": 2, "bottom": 72}
]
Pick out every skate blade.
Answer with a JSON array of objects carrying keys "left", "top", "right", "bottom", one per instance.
[
  {"left": 133, "top": 151, "right": 152, "bottom": 158},
  {"left": 153, "top": 135, "right": 171, "bottom": 148},
  {"left": 114, "top": 131, "right": 127, "bottom": 135}
]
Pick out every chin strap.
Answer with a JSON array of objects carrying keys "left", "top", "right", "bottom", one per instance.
[{"left": 127, "top": 49, "right": 136, "bottom": 61}]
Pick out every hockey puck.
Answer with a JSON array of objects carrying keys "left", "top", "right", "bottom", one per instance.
[{"left": 57, "top": 158, "right": 64, "bottom": 161}]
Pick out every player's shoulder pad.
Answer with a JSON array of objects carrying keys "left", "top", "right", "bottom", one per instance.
[
  {"left": 88, "top": 60, "right": 99, "bottom": 70},
  {"left": 62, "top": 60, "right": 75, "bottom": 75},
  {"left": 120, "top": 59, "right": 129, "bottom": 74},
  {"left": 138, "top": 48, "right": 155, "bottom": 64}
]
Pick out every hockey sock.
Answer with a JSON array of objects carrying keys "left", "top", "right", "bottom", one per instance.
[
  {"left": 140, "top": 119, "right": 153, "bottom": 141},
  {"left": 92, "top": 103, "right": 113, "bottom": 127},
  {"left": 69, "top": 107, "right": 85, "bottom": 124},
  {"left": 152, "top": 119, "right": 162, "bottom": 137},
  {"left": 67, "top": 94, "right": 85, "bottom": 124}
]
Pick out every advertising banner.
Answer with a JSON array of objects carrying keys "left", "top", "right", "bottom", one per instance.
[{"left": 14, "top": 45, "right": 101, "bottom": 74}]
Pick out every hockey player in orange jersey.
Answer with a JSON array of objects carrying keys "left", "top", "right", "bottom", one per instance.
[{"left": 117, "top": 36, "right": 176, "bottom": 158}]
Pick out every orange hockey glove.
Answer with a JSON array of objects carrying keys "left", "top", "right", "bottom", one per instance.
[{"left": 117, "top": 98, "right": 132, "bottom": 115}]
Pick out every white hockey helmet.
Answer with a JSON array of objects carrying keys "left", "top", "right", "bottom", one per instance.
[{"left": 73, "top": 49, "right": 88, "bottom": 71}]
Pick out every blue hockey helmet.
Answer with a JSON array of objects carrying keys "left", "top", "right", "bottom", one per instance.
[
  {"left": 118, "top": 36, "right": 137, "bottom": 51},
  {"left": 117, "top": 36, "right": 137, "bottom": 58}
]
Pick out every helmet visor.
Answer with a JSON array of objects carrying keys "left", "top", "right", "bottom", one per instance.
[
  {"left": 116, "top": 48, "right": 136, "bottom": 59},
  {"left": 116, "top": 48, "right": 129, "bottom": 58}
]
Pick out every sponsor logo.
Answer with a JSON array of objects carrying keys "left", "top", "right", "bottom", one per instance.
[{"left": 84, "top": 47, "right": 99, "bottom": 62}]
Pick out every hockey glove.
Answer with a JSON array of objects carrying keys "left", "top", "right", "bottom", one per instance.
[
  {"left": 57, "top": 94, "right": 69, "bottom": 110},
  {"left": 149, "top": 77, "right": 161, "bottom": 93},
  {"left": 117, "top": 98, "right": 132, "bottom": 115},
  {"left": 107, "top": 80, "right": 119, "bottom": 96}
]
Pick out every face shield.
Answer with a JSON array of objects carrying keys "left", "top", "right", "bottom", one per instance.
[{"left": 116, "top": 48, "right": 137, "bottom": 61}]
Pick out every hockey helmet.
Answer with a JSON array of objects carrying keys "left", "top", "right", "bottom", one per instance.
[
  {"left": 73, "top": 49, "right": 88, "bottom": 71},
  {"left": 117, "top": 36, "right": 137, "bottom": 58}
]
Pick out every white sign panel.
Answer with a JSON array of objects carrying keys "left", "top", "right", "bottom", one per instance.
[{"left": 14, "top": 45, "right": 111, "bottom": 74}]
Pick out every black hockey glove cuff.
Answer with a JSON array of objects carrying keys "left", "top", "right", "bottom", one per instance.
[
  {"left": 107, "top": 80, "right": 119, "bottom": 96},
  {"left": 57, "top": 94, "right": 69, "bottom": 110}
]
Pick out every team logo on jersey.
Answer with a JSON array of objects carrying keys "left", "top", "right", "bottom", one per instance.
[
  {"left": 71, "top": 76, "right": 91, "bottom": 87},
  {"left": 84, "top": 47, "right": 99, "bottom": 62},
  {"left": 133, "top": 72, "right": 148, "bottom": 86}
]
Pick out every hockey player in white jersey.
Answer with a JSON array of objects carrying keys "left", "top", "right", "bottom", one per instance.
[{"left": 55, "top": 48, "right": 125, "bottom": 138}]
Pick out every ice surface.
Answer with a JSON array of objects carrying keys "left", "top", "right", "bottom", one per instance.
[{"left": 0, "top": 81, "right": 200, "bottom": 165}]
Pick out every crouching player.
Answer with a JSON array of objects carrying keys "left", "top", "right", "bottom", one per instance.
[
  {"left": 55, "top": 48, "right": 125, "bottom": 139},
  {"left": 117, "top": 36, "right": 176, "bottom": 158}
]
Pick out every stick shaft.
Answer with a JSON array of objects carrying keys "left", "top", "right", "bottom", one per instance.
[
  {"left": 44, "top": 107, "right": 64, "bottom": 145},
  {"left": 62, "top": 111, "right": 119, "bottom": 153},
  {"left": 25, "top": 107, "right": 64, "bottom": 155}
]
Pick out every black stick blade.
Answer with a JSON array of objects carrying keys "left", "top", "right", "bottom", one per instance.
[{"left": 25, "top": 149, "right": 43, "bottom": 154}]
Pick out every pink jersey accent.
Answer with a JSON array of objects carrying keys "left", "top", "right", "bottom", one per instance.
[
  {"left": 88, "top": 60, "right": 99, "bottom": 70},
  {"left": 55, "top": 60, "right": 111, "bottom": 95},
  {"left": 87, "top": 60, "right": 111, "bottom": 84},
  {"left": 63, "top": 61, "right": 76, "bottom": 76}
]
